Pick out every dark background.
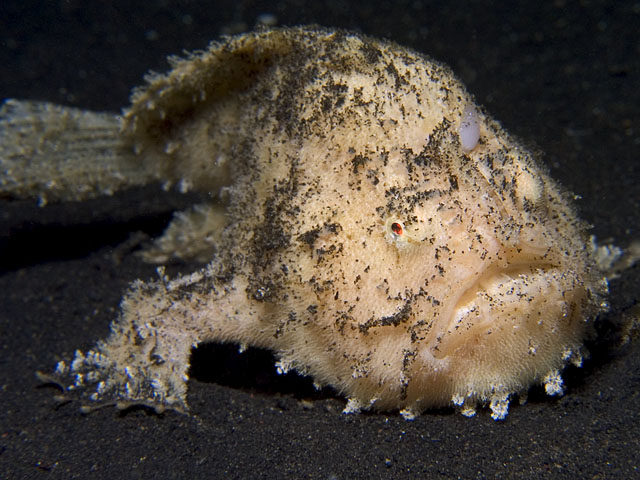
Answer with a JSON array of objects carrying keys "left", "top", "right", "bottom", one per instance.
[{"left": 1, "top": 1, "right": 639, "bottom": 478}]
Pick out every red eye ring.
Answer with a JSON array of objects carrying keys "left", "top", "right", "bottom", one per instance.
[{"left": 391, "top": 222, "right": 403, "bottom": 235}]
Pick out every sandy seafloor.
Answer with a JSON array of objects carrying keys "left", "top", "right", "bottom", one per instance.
[{"left": 1, "top": 1, "right": 639, "bottom": 478}]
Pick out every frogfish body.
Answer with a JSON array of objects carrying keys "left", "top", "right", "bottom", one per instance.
[{"left": 0, "top": 26, "right": 608, "bottom": 420}]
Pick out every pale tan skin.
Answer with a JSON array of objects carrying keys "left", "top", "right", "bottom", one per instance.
[{"left": 0, "top": 27, "right": 608, "bottom": 419}]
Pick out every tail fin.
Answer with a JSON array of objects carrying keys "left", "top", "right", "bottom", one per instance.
[{"left": 0, "top": 99, "right": 161, "bottom": 205}]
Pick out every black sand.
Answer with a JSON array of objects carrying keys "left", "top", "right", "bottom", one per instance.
[{"left": 1, "top": 1, "right": 639, "bottom": 478}]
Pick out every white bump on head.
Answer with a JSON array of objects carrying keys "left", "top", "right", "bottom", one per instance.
[{"left": 459, "top": 104, "right": 480, "bottom": 152}]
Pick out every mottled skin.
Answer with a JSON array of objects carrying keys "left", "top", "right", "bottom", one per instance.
[{"left": 1, "top": 27, "right": 607, "bottom": 419}]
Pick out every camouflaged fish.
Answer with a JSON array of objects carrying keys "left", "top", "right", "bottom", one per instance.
[{"left": 0, "top": 26, "right": 611, "bottom": 420}]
